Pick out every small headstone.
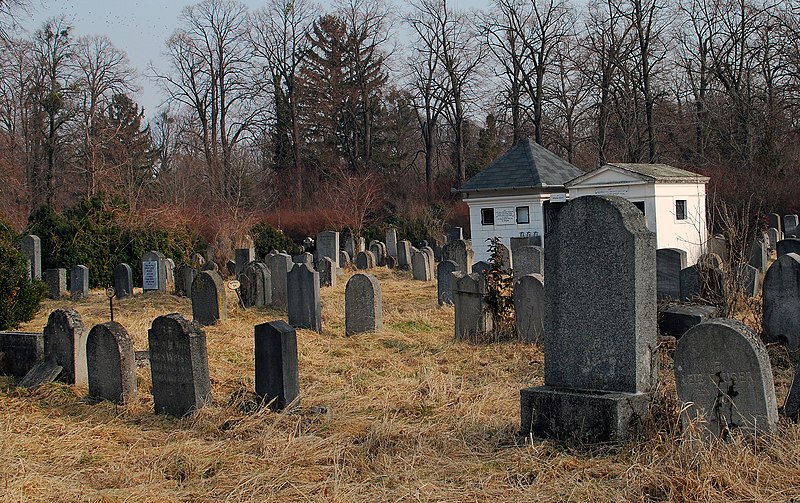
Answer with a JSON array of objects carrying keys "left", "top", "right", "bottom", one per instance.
[
  {"left": 318, "top": 256, "right": 337, "bottom": 288},
  {"left": 113, "top": 263, "right": 134, "bottom": 299},
  {"left": 411, "top": 251, "right": 432, "bottom": 281},
  {"left": 397, "top": 240, "right": 412, "bottom": 270},
  {"left": 316, "top": 231, "right": 340, "bottom": 268},
  {"left": 293, "top": 252, "right": 314, "bottom": 265},
  {"left": 658, "top": 305, "right": 717, "bottom": 338},
  {"left": 17, "top": 359, "right": 62, "bottom": 388},
  {"left": 255, "top": 320, "right": 300, "bottom": 411},
  {"left": 748, "top": 239, "right": 768, "bottom": 273},
  {"left": 226, "top": 259, "right": 236, "bottom": 276},
  {"left": 242, "top": 261, "right": 271, "bottom": 308},
  {"left": 358, "top": 237, "right": 366, "bottom": 254},
  {"left": 675, "top": 318, "right": 777, "bottom": 437},
  {"left": 344, "top": 233, "right": 356, "bottom": 258},
  {"left": 339, "top": 250, "right": 350, "bottom": 267},
  {"left": 385, "top": 228, "right": 398, "bottom": 258},
  {"left": 355, "top": 250, "right": 375, "bottom": 270},
  {"left": 149, "top": 314, "right": 212, "bottom": 417},
  {"left": 175, "top": 264, "right": 197, "bottom": 297},
  {"left": 767, "top": 213, "right": 781, "bottom": 233},
  {"left": 369, "top": 240, "right": 386, "bottom": 267},
  {"left": 514, "top": 274, "right": 544, "bottom": 344},
  {"left": 443, "top": 239, "right": 474, "bottom": 273},
  {"left": 200, "top": 260, "right": 219, "bottom": 272},
  {"left": 21, "top": 234, "right": 41, "bottom": 280},
  {"left": 436, "top": 260, "right": 458, "bottom": 306},
  {"left": 87, "top": 322, "right": 137, "bottom": 404},
  {"left": 142, "top": 251, "right": 167, "bottom": 292},
  {"left": 767, "top": 228, "right": 781, "bottom": 250},
  {"left": 510, "top": 236, "right": 535, "bottom": 257},
  {"left": 513, "top": 246, "right": 543, "bottom": 278},
  {"left": 0, "top": 331, "right": 44, "bottom": 377},
  {"left": 707, "top": 234, "right": 728, "bottom": 261},
  {"left": 44, "top": 308, "right": 88, "bottom": 385},
  {"left": 70, "top": 265, "right": 89, "bottom": 301},
  {"left": 448, "top": 226, "right": 463, "bottom": 242},
  {"left": 784, "top": 214, "right": 799, "bottom": 237},
  {"left": 452, "top": 272, "right": 493, "bottom": 340},
  {"left": 733, "top": 264, "right": 760, "bottom": 297},
  {"left": 472, "top": 261, "right": 490, "bottom": 274},
  {"left": 190, "top": 252, "right": 206, "bottom": 267},
  {"left": 266, "top": 252, "right": 292, "bottom": 310},
  {"left": 44, "top": 268, "right": 67, "bottom": 299},
  {"left": 191, "top": 270, "right": 227, "bottom": 326},
  {"left": 762, "top": 252, "right": 800, "bottom": 349},
  {"left": 385, "top": 255, "right": 397, "bottom": 269},
  {"left": 657, "top": 248, "right": 687, "bottom": 300},
  {"left": 287, "top": 263, "right": 322, "bottom": 333},
  {"left": 234, "top": 248, "right": 254, "bottom": 279},
  {"left": 680, "top": 253, "right": 725, "bottom": 302},
  {"left": 345, "top": 273, "right": 383, "bottom": 335},
  {"left": 776, "top": 238, "right": 800, "bottom": 258}
]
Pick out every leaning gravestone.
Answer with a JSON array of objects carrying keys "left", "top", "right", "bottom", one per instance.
[
  {"left": 355, "top": 250, "right": 375, "bottom": 270},
  {"left": 452, "top": 272, "right": 493, "bottom": 341},
  {"left": 762, "top": 253, "right": 800, "bottom": 349},
  {"left": 520, "top": 196, "right": 657, "bottom": 443},
  {"left": 316, "top": 231, "right": 340, "bottom": 269},
  {"left": 675, "top": 318, "right": 777, "bottom": 437},
  {"left": 437, "top": 260, "right": 458, "bottom": 306},
  {"left": 191, "top": 270, "right": 226, "bottom": 326},
  {"left": 0, "top": 331, "right": 44, "bottom": 377},
  {"left": 318, "top": 256, "right": 337, "bottom": 288},
  {"left": 385, "top": 228, "right": 398, "bottom": 258},
  {"left": 18, "top": 360, "right": 62, "bottom": 389},
  {"left": 113, "top": 263, "right": 134, "bottom": 299},
  {"left": 733, "top": 264, "right": 760, "bottom": 297},
  {"left": 87, "top": 321, "right": 136, "bottom": 404},
  {"left": 255, "top": 320, "right": 299, "bottom": 411},
  {"left": 776, "top": 238, "right": 800, "bottom": 258},
  {"left": 397, "top": 240, "right": 412, "bottom": 270},
  {"left": 411, "top": 251, "right": 432, "bottom": 281},
  {"left": 514, "top": 274, "right": 544, "bottom": 344},
  {"left": 44, "top": 268, "right": 66, "bottom": 299},
  {"left": 142, "top": 251, "right": 167, "bottom": 293},
  {"left": 656, "top": 248, "right": 687, "bottom": 300},
  {"left": 514, "top": 246, "right": 543, "bottom": 278},
  {"left": 443, "top": 239, "right": 474, "bottom": 273},
  {"left": 44, "top": 308, "right": 88, "bottom": 385},
  {"left": 21, "top": 234, "right": 41, "bottom": 280},
  {"left": 174, "top": 264, "right": 197, "bottom": 297},
  {"left": 680, "top": 253, "right": 725, "bottom": 302},
  {"left": 266, "top": 252, "right": 292, "bottom": 310},
  {"left": 345, "top": 273, "right": 382, "bottom": 336},
  {"left": 784, "top": 214, "right": 799, "bottom": 237},
  {"left": 340, "top": 250, "right": 351, "bottom": 267},
  {"left": 149, "top": 314, "right": 212, "bottom": 417},
  {"left": 70, "top": 265, "right": 89, "bottom": 301},
  {"left": 287, "top": 263, "right": 322, "bottom": 333}
]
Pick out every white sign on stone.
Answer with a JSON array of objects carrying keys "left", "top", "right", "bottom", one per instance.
[
  {"left": 495, "top": 207, "right": 516, "bottom": 226},
  {"left": 550, "top": 193, "right": 567, "bottom": 203},
  {"left": 142, "top": 261, "right": 159, "bottom": 290},
  {"left": 593, "top": 186, "right": 629, "bottom": 196}
]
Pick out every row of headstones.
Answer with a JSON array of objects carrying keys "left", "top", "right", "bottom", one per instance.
[
  {"left": 656, "top": 249, "right": 762, "bottom": 301},
  {"left": 766, "top": 213, "right": 799, "bottom": 237}
]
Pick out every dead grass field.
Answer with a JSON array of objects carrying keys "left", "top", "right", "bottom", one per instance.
[{"left": 2, "top": 267, "right": 800, "bottom": 502}]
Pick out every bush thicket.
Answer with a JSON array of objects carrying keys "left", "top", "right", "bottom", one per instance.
[
  {"left": 250, "top": 221, "right": 301, "bottom": 257},
  {"left": 0, "top": 216, "right": 46, "bottom": 330}
]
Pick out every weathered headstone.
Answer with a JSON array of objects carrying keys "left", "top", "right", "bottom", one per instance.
[
  {"left": 149, "top": 314, "right": 212, "bottom": 417},
  {"left": 514, "top": 274, "right": 545, "bottom": 344},
  {"left": 707, "top": 234, "right": 728, "bottom": 261},
  {"left": 496, "top": 242, "right": 513, "bottom": 269},
  {"left": 287, "top": 263, "right": 322, "bottom": 333},
  {"left": 0, "top": 331, "right": 44, "bottom": 377},
  {"left": 226, "top": 259, "right": 236, "bottom": 276},
  {"left": 255, "top": 320, "right": 299, "bottom": 411},
  {"left": 385, "top": 255, "right": 397, "bottom": 269},
  {"left": 318, "top": 256, "right": 337, "bottom": 288},
  {"left": 355, "top": 250, "right": 375, "bottom": 270},
  {"left": 520, "top": 196, "right": 657, "bottom": 443},
  {"left": 448, "top": 226, "right": 463, "bottom": 243},
  {"left": 316, "top": 231, "right": 340, "bottom": 268},
  {"left": 397, "top": 240, "right": 412, "bottom": 270},
  {"left": 767, "top": 213, "right": 781, "bottom": 233},
  {"left": 472, "top": 261, "right": 490, "bottom": 274},
  {"left": 411, "top": 251, "right": 432, "bottom": 281},
  {"left": 767, "top": 228, "right": 781, "bottom": 250},
  {"left": 113, "top": 263, "right": 134, "bottom": 299},
  {"left": 784, "top": 214, "right": 799, "bottom": 237},
  {"left": 345, "top": 273, "right": 382, "bottom": 335},
  {"left": 175, "top": 264, "right": 197, "bottom": 297},
  {"left": 190, "top": 252, "right": 206, "bottom": 267},
  {"left": 369, "top": 240, "right": 386, "bottom": 267},
  {"left": 358, "top": 237, "right": 366, "bottom": 254},
  {"left": 142, "top": 251, "right": 167, "bottom": 292},
  {"left": 680, "top": 253, "right": 725, "bottom": 302},
  {"left": 242, "top": 261, "right": 271, "bottom": 308},
  {"left": 200, "top": 260, "right": 219, "bottom": 272},
  {"left": 87, "top": 321, "right": 136, "bottom": 404},
  {"left": 437, "top": 260, "right": 458, "bottom": 306},
  {"left": 17, "top": 360, "right": 62, "bottom": 388},
  {"left": 191, "top": 270, "right": 227, "bottom": 326},
  {"left": 70, "top": 265, "right": 89, "bottom": 301},
  {"left": 21, "top": 234, "right": 41, "bottom": 280},
  {"left": 293, "top": 252, "right": 314, "bottom": 266},
  {"left": 748, "top": 239, "right": 768, "bottom": 273},
  {"left": 443, "top": 239, "right": 474, "bottom": 273},
  {"left": 675, "top": 318, "right": 777, "bottom": 437},
  {"left": 385, "top": 228, "right": 398, "bottom": 258},
  {"left": 44, "top": 268, "right": 66, "bottom": 299},
  {"left": 344, "top": 232, "right": 356, "bottom": 259},
  {"left": 513, "top": 246, "right": 543, "bottom": 278},
  {"left": 658, "top": 305, "right": 717, "bottom": 338},
  {"left": 266, "top": 252, "right": 292, "bottom": 310},
  {"left": 339, "top": 250, "right": 350, "bottom": 267},
  {"left": 776, "top": 238, "right": 800, "bottom": 258},
  {"left": 510, "top": 236, "right": 536, "bottom": 257},
  {"left": 656, "top": 248, "right": 687, "bottom": 300},
  {"left": 762, "top": 252, "right": 800, "bottom": 349},
  {"left": 733, "top": 264, "right": 760, "bottom": 297},
  {"left": 452, "top": 272, "right": 493, "bottom": 341},
  {"left": 165, "top": 258, "right": 175, "bottom": 292},
  {"left": 234, "top": 248, "right": 254, "bottom": 279},
  {"left": 44, "top": 308, "right": 88, "bottom": 385}
]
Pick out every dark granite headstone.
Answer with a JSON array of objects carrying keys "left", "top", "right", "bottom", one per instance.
[
  {"left": 44, "top": 268, "right": 67, "bottom": 299},
  {"left": 87, "top": 322, "right": 137, "bottom": 404},
  {"left": 287, "top": 263, "right": 322, "bottom": 333},
  {"left": 175, "top": 264, "right": 197, "bottom": 297},
  {"left": 70, "top": 264, "right": 89, "bottom": 300},
  {"left": 113, "top": 263, "right": 134, "bottom": 299},
  {"left": 471, "top": 261, "right": 490, "bottom": 274},
  {"left": 656, "top": 248, "right": 686, "bottom": 300},
  {"left": 0, "top": 331, "right": 44, "bottom": 377},
  {"left": 242, "top": 261, "right": 271, "bottom": 308},
  {"left": 514, "top": 274, "right": 544, "bottom": 344},
  {"left": 345, "top": 273, "right": 382, "bottom": 335},
  {"left": 748, "top": 239, "right": 768, "bottom": 273},
  {"left": 784, "top": 214, "right": 799, "bottom": 237},
  {"left": 767, "top": 213, "right": 781, "bottom": 233},
  {"left": 776, "top": 238, "right": 800, "bottom": 258},
  {"left": 762, "top": 253, "right": 800, "bottom": 349},
  {"left": 452, "top": 272, "right": 493, "bottom": 341},
  {"left": 318, "top": 256, "right": 337, "bottom": 288},
  {"left": 316, "top": 231, "right": 340, "bottom": 268},
  {"left": 355, "top": 250, "right": 375, "bottom": 270},
  {"left": 21, "top": 234, "right": 41, "bottom": 280},
  {"left": 255, "top": 320, "right": 299, "bottom": 411},
  {"left": 436, "top": 260, "right": 458, "bottom": 306},
  {"left": 658, "top": 305, "right": 717, "bottom": 338},
  {"left": 18, "top": 360, "right": 62, "bottom": 388},
  {"left": 191, "top": 270, "right": 226, "bottom": 326},
  {"left": 443, "top": 239, "right": 474, "bottom": 273},
  {"left": 234, "top": 248, "right": 254, "bottom": 279},
  {"left": 397, "top": 240, "right": 412, "bottom": 270},
  {"left": 266, "top": 252, "right": 292, "bottom": 310},
  {"left": 783, "top": 364, "right": 800, "bottom": 421},
  {"left": 44, "top": 308, "right": 88, "bottom": 385}
]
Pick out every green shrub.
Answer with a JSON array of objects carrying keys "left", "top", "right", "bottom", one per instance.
[
  {"left": 0, "top": 217, "right": 46, "bottom": 330},
  {"left": 250, "top": 221, "right": 300, "bottom": 258}
]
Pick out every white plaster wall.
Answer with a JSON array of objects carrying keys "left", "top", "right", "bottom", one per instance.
[
  {"left": 568, "top": 182, "right": 657, "bottom": 230},
  {"left": 653, "top": 183, "right": 707, "bottom": 265}
]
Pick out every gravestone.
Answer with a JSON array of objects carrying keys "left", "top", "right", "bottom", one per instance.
[
  {"left": 496, "top": 242, "right": 513, "bottom": 269},
  {"left": 784, "top": 214, "right": 799, "bottom": 237},
  {"left": 436, "top": 260, "right": 458, "bottom": 306},
  {"left": 733, "top": 264, "right": 760, "bottom": 297},
  {"left": 358, "top": 237, "right": 366, "bottom": 254},
  {"left": 514, "top": 246, "right": 544, "bottom": 278},
  {"left": 266, "top": 252, "right": 292, "bottom": 310},
  {"left": 87, "top": 321, "right": 136, "bottom": 404},
  {"left": 369, "top": 240, "right": 386, "bottom": 267},
  {"left": 421, "top": 246, "right": 436, "bottom": 273},
  {"left": 316, "top": 231, "right": 340, "bottom": 269},
  {"left": 520, "top": 196, "right": 657, "bottom": 443},
  {"left": 21, "top": 234, "right": 41, "bottom": 280},
  {"left": 355, "top": 250, "right": 375, "bottom": 270},
  {"left": 339, "top": 250, "right": 350, "bottom": 267},
  {"left": 0, "top": 331, "right": 44, "bottom": 377},
  {"left": 680, "top": 253, "right": 725, "bottom": 302},
  {"left": 113, "top": 263, "right": 134, "bottom": 299},
  {"left": 70, "top": 265, "right": 89, "bottom": 301},
  {"left": 149, "top": 314, "right": 212, "bottom": 417},
  {"left": 452, "top": 272, "right": 493, "bottom": 341},
  {"left": 287, "top": 263, "right": 322, "bottom": 333},
  {"left": 767, "top": 213, "right": 781, "bottom": 233},
  {"left": 242, "top": 261, "right": 271, "bottom": 308},
  {"left": 318, "top": 256, "right": 337, "bottom": 288},
  {"left": 767, "top": 228, "right": 781, "bottom": 250},
  {"left": 226, "top": 260, "right": 236, "bottom": 276},
  {"left": 385, "top": 228, "right": 398, "bottom": 258},
  {"left": 514, "top": 274, "right": 545, "bottom": 344},
  {"left": 433, "top": 243, "right": 443, "bottom": 262},
  {"left": 18, "top": 360, "right": 62, "bottom": 389},
  {"left": 748, "top": 239, "right": 768, "bottom": 273},
  {"left": 293, "top": 252, "right": 314, "bottom": 265},
  {"left": 344, "top": 232, "right": 356, "bottom": 259},
  {"left": 44, "top": 268, "right": 66, "bottom": 299},
  {"left": 411, "top": 251, "right": 432, "bottom": 281},
  {"left": 190, "top": 252, "right": 205, "bottom": 267},
  {"left": 191, "top": 270, "right": 227, "bottom": 326},
  {"left": 345, "top": 273, "right": 383, "bottom": 335},
  {"left": 707, "top": 235, "right": 728, "bottom": 261},
  {"left": 165, "top": 258, "right": 175, "bottom": 292},
  {"left": 142, "top": 251, "right": 167, "bottom": 292},
  {"left": 255, "top": 320, "right": 300, "bottom": 411},
  {"left": 510, "top": 236, "right": 536, "bottom": 258},
  {"left": 234, "top": 248, "right": 254, "bottom": 279},
  {"left": 656, "top": 248, "right": 687, "bottom": 300},
  {"left": 472, "top": 261, "right": 490, "bottom": 274},
  {"left": 175, "top": 264, "right": 197, "bottom": 297},
  {"left": 762, "top": 252, "right": 800, "bottom": 349},
  {"left": 200, "top": 260, "right": 219, "bottom": 273},
  {"left": 385, "top": 255, "right": 397, "bottom": 269},
  {"left": 658, "top": 305, "right": 717, "bottom": 338},
  {"left": 44, "top": 308, "right": 88, "bottom": 385},
  {"left": 784, "top": 364, "right": 800, "bottom": 420},
  {"left": 397, "top": 241, "right": 412, "bottom": 270},
  {"left": 776, "top": 238, "right": 800, "bottom": 258},
  {"left": 675, "top": 318, "right": 777, "bottom": 437},
  {"left": 448, "top": 226, "right": 463, "bottom": 242},
  {"left": 443, "top": 239, "right": 474, "bottom": 273}
]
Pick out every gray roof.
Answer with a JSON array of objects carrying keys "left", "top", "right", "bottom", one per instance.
[
  {"left": 603, "top": 163, "right": 709, "bottom": 183},
  {"left": 456, "top": 138, "right": 584, "bottom": 193}
]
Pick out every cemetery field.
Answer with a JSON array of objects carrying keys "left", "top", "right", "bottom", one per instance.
[{"left": 2, "top": 268, "right": 800, "bottom": 502}]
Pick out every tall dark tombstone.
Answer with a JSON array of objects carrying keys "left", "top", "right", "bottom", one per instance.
[
  {"left": 437, "top": 260, "right": 458, "bottom": 306},
  {"left": 767, "top": 213, "right": 781, "bottom": 233},
  {"left": 44, "top": 308, "right": 88, "bottom": 385},
  {"left": 21, "top": 234, "right": 41, "bottom": 280},
  {"left": 70, "top": 265, "right": 89, "bottom": 300},
  {"left": 175, "top": 264, "right": 197, "bottom": 297},
  {"left": 656, "top": 248, "right": 687, "bottom": 300},
  {"left": 345, "top": 273, "right": 382, "bottom": 335},
  {"left": 452, "top": 272, "right": 493, "bottom": 341},
  {"left": 113, "top": 263, "right": 134, "bottom": 299},
  {"left": 266, "top": 252, "right": 292, "bottom": 310},
  {"left": 287, "top": 263, "right": 322, "bottom": 333},
  {"left": 355, "top": 251, "right": 375, "bottom": 270},
  {"left": 149, "top": 314, "right": 212, "bottom": 417},
  {"left": 234, "top": 248, "right": 254, "bottom": 279},
  {"left": 318, "top": 257, "right": 337, "bottom": 288},
  {"left": 385, "top": 228, "right": 398, "bottom": 258},
  {"left": 255, "top": 320, "right": 300, "bottom": 411},
  {"left": 87, "top": 322, "right": 137, "bottom": 404},
  {"left": 397, "top": 240, "right": 412, "bottom": 270},
  {"left": 316, "top": 231, "right": 340, "bottom": 268},
  {"left": 191, "top": 270, "right": 227, "bottom": 326},
  {"left": 762, "top": 252, "right": 800, "bottom": 349},
  {"left": 514, "top": 274, "right": 545, "bottom": 344},
  {"left": 142, "top": 250, "right": 168, "bottom": 292},
  {"left": 520, "top": 196, "right": 657, "bottom": 443},
  {"left": 44, "top": 268, "right": 67, "bottom": 299},
  {"left": 443, "top": 239, "right": 474, "bottom": 273}
]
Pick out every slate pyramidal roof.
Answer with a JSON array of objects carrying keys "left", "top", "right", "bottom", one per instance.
[{"left": 456, "top": 138, "right": 584, "bottom": 193}]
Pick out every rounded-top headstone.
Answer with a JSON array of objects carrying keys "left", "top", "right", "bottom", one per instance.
[
  {"left": 113, "top": 263, "right": 134, "bottom": 299},
  {"left": 762, "top": 252, "right": 800, "bottom": 349},
  {"left": 345, "top": 273, "right": 383, "bottom": 335},
  {"left": 44, "top": 308, "right": 88, "bottom": 385},
  {"left": 87, "top": 321, "right": 137, "bottom": 404},
  {"left": 191, "top": 270, "right": 227, "bottom": 326}
]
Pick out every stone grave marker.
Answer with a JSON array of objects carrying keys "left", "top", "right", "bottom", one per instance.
[
  {"left": 165, "top": 258, "right": 175, "bottom": 292},
  {"left": 658, "top": 305, "right": 717, "bottom": 338},
  {"left": 255, "top": 320, "right": 299, "bottom": 411},
  {"left": 0, "top": 331, "right": 44, "bottom": 377},
  {"left": 784, "top": 364, "right": 800, "bottom": 420},
  {"left": 675, "top": 318, "right": 777, "bottom": 437},
  {"left": 767, "top": 213, "right": 781, "bottom": 233},
  {"left": 70, "top": 265, "right": 89, "bottom": 301},
  {"left": 733, "top": 264, "right": 760, "bottom": 297},
  {"left": 448, "top": 226, "right": 463, "bottom": 242},
  {"left": 472, "top": 261, "right": 490, "bottom": 274},
  {"left": 776, "top": 238, "right": 800, "bottom": 258},
  {"left": 513, "top": 245, "right": 543, "bottom": 278},
  {"left": 316, "top": 231, "right": 340, "bottom": 268},
  {"left": 87, "top": 321, "right": 137, "bottom": 404},
  {"left": 287, "top": 263, "right": 322, "bottom": 333},
  {"left": 657, "top": 248, "right": 687, "bottom": 300},
  {"left": 44, "top": 268, "right": 66, "bottom": 299},
  {"left": 149, "top": 314, "right": 212, "bottom": 417},
  {"left": 411, "top": 251, "right": 432, "bottom": 281},
  {"left": 113, "top": 263, "right": 134, "bottom": 299},
  {"left": 21, "top": 234, "right": 41, "bottom": 280},
  {"left": 397, "top": 240, "right": 412, "bottom": 270},
  {"left": 242, "top": 261, "right": 271, "bottom": 308},
  {"left": 44, "top": 308, "right": 88, "bottom": 385},
  {"left": 191, "top": 270, "right": 226, "bottom": 325},
  {"left": 520, "top": 196, "right": 657, "bottom": 443},
  {"left": 190, "top": 252, "right": 205, "bottom": 267},
  {"left": 385, "top": 255, "right": 397, "bottom": 269},
  {"left": 680, "top": 253, "right": 725, "bottom": 302},
  {"left": 18, "top": 360, "right": 62, "bottom": 388},
  {"left": 748, "top": 239, "right": 768, "bottom": 273},
  {"left": 266, "top": 252, "right": 292, "bottom": 310},
  {"left": 318, "top": 256, "right": 337, "bottom": 288},
  {"left": 293, "top": 252, "right": 314, "bottom": 265},
  {"left": 767, "top": 228, "right": 781, "bottom": 250},
  {"left": 762, "top": 252, "right": 800, "bottom": 349},
  {"left": 344, "top": 232, "right": 356, "bottom": 259},
  {"left": 443, "top": 239, "right": 474, "bottom": 273},
  {"left": 339, "top": 250, "right": 351, "bottom": 267},
  {"left": 514, "top": 274, "right": 544, "bottom": 344},
  {"left": 226, "top": 260, "right": 236, "bottom": 276},
  {"left": 200, "top": 260, "right": 219, "bottom": 272},
  {"left": 385, "top": 228, "right": 398, "bottom": 258},
  {"left": 452, "top": 272, "right": 493, "bottom": 341},
  {"left": 369, "top": 240, "right": 386, "bottom": 267},
  {"left": 707, "top": 234, "right": 728, "bottom": 261},
  {"left": 142, "top": 251, "right": 167, "bottom": 292},
  {"left": 234, "top": 248, "right": 254, "bottom": 279},
  {"left": 355, "top": 250, "right": 375, "bottom": 270},
  {"left": 496, "top": 242, "right": 513, "bottom": 269},
  {"left": 784, "top": 214, "right": 799, "bottom": 237},
  {"left": 437, "top": 260, "right": 458, "bottom": 306},
  {"left": 345, "top": 273, "right": 383, "bottom": 335},
  {"left": 175, "top": 264, "right": 197, "bottom": 297},
  {"left": 510, "top": 236, "right": 536, "bottom": 257}
]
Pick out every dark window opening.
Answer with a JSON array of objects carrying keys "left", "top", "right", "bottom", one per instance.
[
  {"left": 481, "top": 208, "right": 494, "bottom": 225},
  {"left": 632, "top": 201, "right": 645, "bottom": 215},
  {"left": 676, "top": 200, "right": 687, "bottom": 220}
]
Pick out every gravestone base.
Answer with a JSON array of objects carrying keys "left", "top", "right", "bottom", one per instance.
[
  {"left": 519, "top": 386, "right": 650, "bottom": 443},
  {"left": 658, "top": 305, "right": 717, "bottom": 338}
]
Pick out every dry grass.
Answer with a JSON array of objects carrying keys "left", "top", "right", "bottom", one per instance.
[{"left": 2, "top": 268, "right": 800, "bottom": 502}]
